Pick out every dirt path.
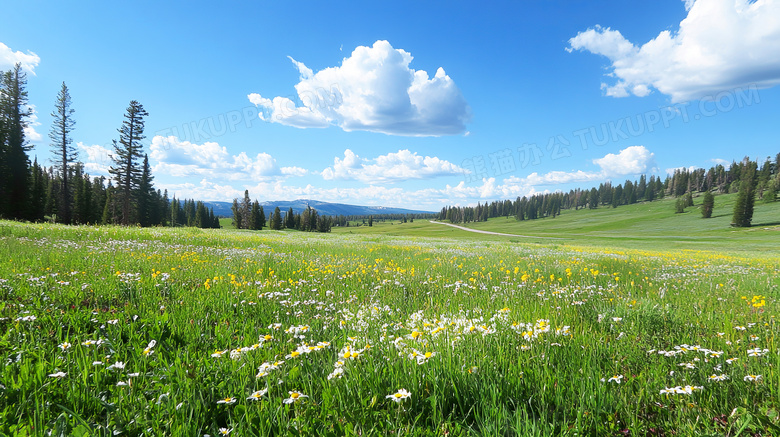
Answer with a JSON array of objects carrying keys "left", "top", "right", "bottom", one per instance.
[{"left": 428, "top": 220, "right": 562, "bottom": 239}]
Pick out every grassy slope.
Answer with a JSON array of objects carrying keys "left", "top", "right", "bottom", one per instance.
[{"left": 333, "top": 193, "right": 780, "bottom": 256}]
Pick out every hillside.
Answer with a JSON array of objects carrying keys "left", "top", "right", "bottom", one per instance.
[{"left": 332, "top": 193, "right": 780, "bottom": 255}]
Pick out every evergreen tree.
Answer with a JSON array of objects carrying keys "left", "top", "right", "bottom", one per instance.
[
  {"left": 109, "top": 101, "right": 148, "bottom": 225},
  {"left": 49, "top": 82, "right": 77, "bottom": 224},
  {"left": 271, "top": 206, "right": 282, "bottom": 230},
  {"left": 286, "top": 207, "right": 295, "bottom": 229},
  {"left": 29, "top": 157, "right": 46, "bottom": 221},
  {"left": 701, "top": 191, "right": 714, "bottom": 218},
  {"left": 763, "top": 180, "right": 777, "bottom": 204},
  {"left": 249, "top": 200, "right": 261, "bottom": 230},
  {"left": 137, "top": 154, "right": 154, "bottom": 226},
  {"left": 674, "top": 198, "right": 686, "bottom": 214},
  {"left": 258, "top": 206, "right": 266, "bottom": 230},
  {"left": 231, "top": 199, "right": 242, "bottom": 229},
  {"left": 732, "top": 160, "right": 757, "bottom": 227},
  {"left": 0, "top": 64, "right": 33, "bottom": 219}
]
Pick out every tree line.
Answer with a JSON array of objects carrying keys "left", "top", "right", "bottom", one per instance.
[
  {"left": 439, "top": 154, "right": 779, "bottom": 227},
  {"left": 230, "top": 190, "right": 334, "bottom": 232},
  {"left": 0, "top": 63, "right": 225, "bottom": 228}
]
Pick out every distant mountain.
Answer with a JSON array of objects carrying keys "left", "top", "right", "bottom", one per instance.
[{"left": 202, "top": 199, "right": 435, "bottom": 217}]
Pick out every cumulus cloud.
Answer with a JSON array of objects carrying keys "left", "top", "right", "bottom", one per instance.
[
  {"left": 321, "top": 149, "right": 466, "bottom": 184},
  {"left": 78, "top": 142, "right": 114, "bottom": 176},
  {"left": 710, "top": 158, "right": 731, "bottom": 168},
  {"left": 248, "top": 40, "right": 471, "bottom": 136},
  {"left": 0, "top": 42, "right": 40, "bottom": 74},
  {"left": 24, "top": 104, "right": 42, "bottom": 143},
  {"left": 593, "top": 145, "right": 657, "bottom": 176},
  {"left": 149, "top": 136, "right": 307, "bottom": 181},
  {"left": 568, "top": 0, "right": 780, "bottom": 102}
]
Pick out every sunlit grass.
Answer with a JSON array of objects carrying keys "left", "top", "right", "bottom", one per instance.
[{"left": 0, "top": 221, "right": 777, "bottom": 435}]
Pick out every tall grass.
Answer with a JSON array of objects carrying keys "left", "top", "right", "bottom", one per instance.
[{"left": 0, "top": 221, "right": 777, "bottom": 435}]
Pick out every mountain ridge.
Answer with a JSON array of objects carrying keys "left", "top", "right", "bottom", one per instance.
[{"left": 202, "top": 199, "right": 435, "bottom": 217}]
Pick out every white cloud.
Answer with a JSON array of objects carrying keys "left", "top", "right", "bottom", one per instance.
[
  {"left": 24, "top": 104, "right": 42, "bottom": 143},
  {"left": 78, "top": 142, "right": 113, "bottom": 176},
  {"left": 666, "top": 165, "right": 699, "bottom": 175},
  {"left": 593, "top": 145, "right": 657, "bottom": 176},
  {"left": 158, "top": 176, "right": 534, "bottom": 210},
  {"left": 321, "top": 149, "right": 466, "bottom": 183},
  {"left": 0, "top": 42, "right": 40, "bottom": 74},
  {"left": 248, "top": 40, "right": 471, "bottom": 136},
  {"left": 568, "top": 0, "right": 780, "bottom": 102},
  {"left": 710, "top": 158, "right": 731, "bottom": 168},
  {"left": 149, "top": 136, "right": 304, "bottom": 181}
]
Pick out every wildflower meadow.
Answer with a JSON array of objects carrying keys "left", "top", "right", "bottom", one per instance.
[{"left": 0, "top": 221, "right": 777, "bottom": 436}]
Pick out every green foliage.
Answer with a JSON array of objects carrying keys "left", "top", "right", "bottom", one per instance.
[
  {"left": 674, "top": 198, "right": 686, "bottom": 213},
  {"left": 701, "top": 191, "right": 714, "bottom": 218},
  {"left": 732, "top": 160, "right": 757, "bottom": 227}
]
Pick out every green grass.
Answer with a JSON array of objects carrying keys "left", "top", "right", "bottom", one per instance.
[
  {"left": 334, "top": 194, "right": 780, "bottom": 255},
  {"left": 0, "top": 220, "right": 778, "bottom": 436}
]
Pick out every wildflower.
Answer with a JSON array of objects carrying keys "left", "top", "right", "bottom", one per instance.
[
  {"left": 747, "top": 348, "right": 768, "bottom": 357},
  {"left": 247, "top": 389, "right": 268, "bottom": 401},
  {"left": 416, "top": 351, "right": 436, "bottom": 365},
  {"left": 734, "top": 326, "right": 746, "bottom": 331},
  {"left": 142, "top": 340, "right": 156, "bottom": 357},
  {"left": 107, "top": 361, "right": 125, "bottom": 371},
  {"left": 726, "top": 358, "right": 739, "bottom": 364},
  {"left": 81, "top": 339, "right": 98, "bottom": 347},
  {"left": 708, "top": 374, "right": 729, "bottom": 382},
  {"left": 328, "top": 367, "right": 345, "bottom": 380},
  {"left": 607, "top": 375, "right": 623, "bottom": 384},
  {"left": 217, "top": 397, "right": 236, "bottom": 405},
  {"left": 387, "top": 389, "right": 411, "bottom": 403},
  {"left": 49, "top": 371, "right": 67, "bottom": 378},
  {"left": 211, "top": 350, "right": 227, "bottom": 358},
  {"left": 218, "top": 428, "right": 232, "bottom": 436},
  {"left": 107, "top": 319, "right": 119, "bottom": 325},
  {"left": 743, "top": 374, "right": 762, "bottom": 382},
  {"left": 58, "top": 342, "right": 72, "bottom": 351},
  {"left": 283, "top": 391, "right": 309, "bottom": 404}
]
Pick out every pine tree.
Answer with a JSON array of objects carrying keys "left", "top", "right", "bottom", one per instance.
[
  {"left": 231, "top": 199, "right": 242, "bottom": 229},
  {"left": 109, "top": 101, "right": 148, "bottom": 225},
  {"left": 137, "top": 154, "right": 154, "bottom": 226},
  {"left": 255, "top": 206, "right": 264, "bottom": 229},
  {"left": 732, "top": 160, "right": 757, "bottom": 227},
  {"left": 0, "top": 64, "right": 33, "bottom": 219},
  {"left": 29, "top": 157, "right": 46, "bottom": 221},
  {"left": 701, "top": 191, "right": 714, "bottom": 218},
  {"left": 49, "top": 82, "right": 77, "bottom": 224},
  {"left": 271, "top": 206, "right": 282, "bottom": 230}
]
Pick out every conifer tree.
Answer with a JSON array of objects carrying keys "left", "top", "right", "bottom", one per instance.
[
  {"left": 0, "top": 64, "right": 33, "bottom": 219},
  {"left": 732, "top": 160, "right": 757, "bottom": 227},
  {"left": 49, "top": 82, "right": 77, "bottom": 224},
  {"left": 109, "top": 101, "right": 148, "bottom": 225},
  {"left": 701, "top": 191, "right": 714, "bottom": 218}
]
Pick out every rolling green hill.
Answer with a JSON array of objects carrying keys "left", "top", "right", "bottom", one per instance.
[{"left": 332, "top": 193, "right": 780, "bottom": 255}]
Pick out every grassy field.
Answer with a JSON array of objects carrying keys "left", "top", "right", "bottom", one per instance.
[
  {"left": 334, "top": 193, "right": 780, "bottom": 255},
  {"left": 0, "top": 215, "right": 778, "bottom": 436}
]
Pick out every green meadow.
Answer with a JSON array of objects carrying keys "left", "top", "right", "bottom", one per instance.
[{"left": 0, "top": 203, "right": 778, "bottom": 435}]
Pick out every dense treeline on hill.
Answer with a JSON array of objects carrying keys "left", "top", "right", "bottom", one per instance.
[
  {"left": 440, "top": 154, "right": 780, "bottom": 227},
  {"left": 231, "top": 190, "right": 334, "bottom": 232}
]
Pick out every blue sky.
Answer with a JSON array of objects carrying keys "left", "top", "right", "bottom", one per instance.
[{"left": 3, "top": 0, "right": 779, "bottom": 210}]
